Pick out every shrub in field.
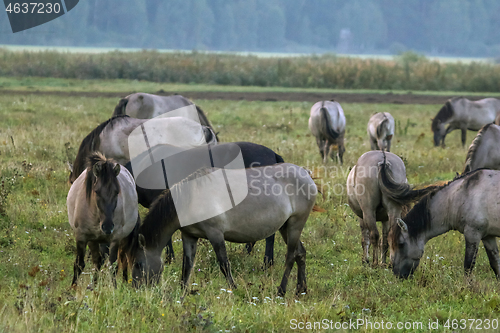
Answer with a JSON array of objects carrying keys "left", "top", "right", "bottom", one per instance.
[{"left": 0, "top": 49, "right": 500, "bottom": 92}]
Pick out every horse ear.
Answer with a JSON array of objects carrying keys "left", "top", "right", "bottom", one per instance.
[
  {"left": 113, "top": 164, "right": 121, "bottom": 176},
  {"left": 138, "top": 234, "right": 146, "bottom": 249},
  {"left": 93, "top": 163, "right": 102, "bottom": 177},
  {"left": 397, "top": 218, "right": 408, "bottom": 232}
]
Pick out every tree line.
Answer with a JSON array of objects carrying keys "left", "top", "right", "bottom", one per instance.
[{"left": 1, "top": 0, "right": 499, "bottom": 57}]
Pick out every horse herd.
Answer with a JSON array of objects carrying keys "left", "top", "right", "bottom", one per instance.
[{"left": 66, "top": 93, "right": 500, "bottom": 296}]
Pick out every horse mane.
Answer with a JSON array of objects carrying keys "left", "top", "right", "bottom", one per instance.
[
  {"left": 195, "top": 105, "right": 219, "bottom": 141},
  {"left": 84, "top": 152, "right": 118, "bottom": 201},
  {"left": 139, "top": 167, "right": 217, "bottom": 245},
  {"left": 389, "top": 168, "right": 485, "bottom": 245},
  {"left": 70, "top": 115, "right": 130, "bottom": 183},
  {"left": 463, "top": 123, "right": 492, "bottom": 173},
  {"left": 112, "top": 98, "right": 129, "bottom": 117},
  {"left": 431, "top": 100, "right": 454, "bottom": 131}
]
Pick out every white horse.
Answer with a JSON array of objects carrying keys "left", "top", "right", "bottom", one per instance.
[
  {"left": 367, "top": 112, "right": 395, "bottom": 151},
  {"left": 432, "top": 97, "right": 500, "bottom": 147},
  {"left": 309, "top": 100, "right": 346, "bottom": 164},
  {"left": 67, "top": 152, "right": 139, "bottom": 286}
]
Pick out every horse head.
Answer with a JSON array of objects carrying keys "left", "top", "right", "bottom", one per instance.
[
  {"left": 86, "top": 152, "right": 121, "bottom": 235},
  {"left": 131, "top": 233, "right": 163, "bottom": 287},
  {"left": 389, "top": 219, "right": 423, "bottom": 279}
]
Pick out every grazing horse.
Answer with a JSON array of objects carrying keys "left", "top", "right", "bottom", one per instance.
[
  {"left": 431, "top": 97, "right": 500, "bottom": 147},
  {"left": 463, "top": 124, "right": 500, "bottom": 173},
  {"left": 67, "top": 152, "right": 139, "bottom": 286},
  {"left": 131, "top": 163, "right": 317, "bottom": 296},
  {"left": 71, "top": 118, "right": 284, "bottom": 265},
  {"left": 367, "top": 112, "right": 395, "bottom": 152},
  {"left": 347, "top": 151, "right": 433, "bottom": 266},
  {"left": 388, "top": 169, "right": 500, "bottom": 279},
  {"left": 309, "top": 100, "right": 346, "bottom": 164},
  {"left": 112, "top": 93, "right": 217, "bottom": 140}
]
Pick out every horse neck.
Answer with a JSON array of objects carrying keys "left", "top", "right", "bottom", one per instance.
[{"left": 422, "top": 191, "right": 453, "bottom": 243}]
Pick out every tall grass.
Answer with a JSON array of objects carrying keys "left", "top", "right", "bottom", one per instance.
[{"left": 1, "top": 49, "right": 500, "bottom": 92}]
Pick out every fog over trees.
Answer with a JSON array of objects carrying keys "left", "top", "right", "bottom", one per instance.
[{"left": 1, "top": 0, "right": 499, "bottom": 57}]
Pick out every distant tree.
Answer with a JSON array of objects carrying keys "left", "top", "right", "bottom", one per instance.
[
  {"left": 208, "top": 0, "right": 237, "bottom": 50},
  {"left": 336, "top": 0, "right": 387, "bottom": 50},
  {"left": 426, "top": 0, "right": 471, "bottom": 54},
  {"left": 256, "top": 2, "right": 286, "bottom": 49},
  {"left": 231, "top": 0, "right": 259, "bottom": 49}
]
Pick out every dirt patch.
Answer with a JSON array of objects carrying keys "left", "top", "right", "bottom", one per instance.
[{"left": 0, "top": 89, "right": 491, "bottom": 105}]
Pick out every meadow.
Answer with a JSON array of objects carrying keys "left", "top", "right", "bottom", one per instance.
[{"left": 0, "top": 84, "right": 499, "bottom": 332}]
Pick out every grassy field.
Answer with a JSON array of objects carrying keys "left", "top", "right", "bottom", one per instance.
[
  {"left": 0, "top": 85, "right": 498, "bottom": 332},
  {"left": 2, "top": 76, "right": 500, "bottom": 98}
]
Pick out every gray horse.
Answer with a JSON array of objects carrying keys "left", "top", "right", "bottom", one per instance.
[
  {"left": 495, "top": 113, "right": 500, "bottom": 126},
  {"left": 432, "top": 97, "right": 500, "bottom": 147},
  {"left": 67, "top": 152, "right": 139, "bottom": 286},
  {"left": 112, "top": 93, "right": 216, "bottom": 139},
  {"left": 347, "top": 151, "right": 433, "bottom": 266},
  {"left": 309, "top": 100, "right": 346, "bottom": 164},
  {"left": 463, "top": 124, "right": 500, "bottom": 173},
  {"left": 131, "top": 163, "right": 317, "bottom": 296},
  {"left": 388, "top": 169, "right": 500, "bottom": 279},
  {"left": 367, "top": 112, "right": 395, "bottom": 151}
]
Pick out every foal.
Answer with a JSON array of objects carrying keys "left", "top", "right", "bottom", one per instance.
[{"left": 67, "top": 152, "right": 139, "bottom": 286}]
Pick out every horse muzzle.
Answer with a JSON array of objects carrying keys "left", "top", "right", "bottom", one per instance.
[{"left": 101, "top": 221, "right": 114, "bottom": 235}]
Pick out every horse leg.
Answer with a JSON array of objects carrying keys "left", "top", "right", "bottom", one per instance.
[
  {"left": 316, "top": 138, "right": 325, "bottom": 159},
  {"left": 207, "top": 231, "right": 236, "bottom": 289},
  {"left": 88, "top": 241, "right": 103, "bottom": 284},
  {"left": 381, "top": 220, "right": 390, "bottom": 265},
  {"left": 164, "top": 238, "right": 175, "bottom": 264},
  {"left": 461, "top": 128, "right": 467, "bottom": 147},
  {"left": 464, "top": 239, "right": 479, "bottom": 276},
  {"left": 108, "top": 242, "right": 119, "bottom": 286},
  {"left": 99, "top": 243, "right": 110, "bottom": 262},
  {"left": 118, "top": 247, "right": 129, "bottom": 283},
  {"left": 295, "top": 241, "right": 307, "bottom": 295},
  {"left": 359, "top": 217, "right": 370, "bottom": 265},
  {"left": 181, "top": 233, "right": 198, "bottom": 289},
  {"left": 363, "top": 211, "right": 379, "bottom": 266},
  {"left": 72, "top": 240, "right": 87, "bottom": 286},
  {"left": 338, "top": 141, "right": 345, "bottom": 165},
  {"left": 245, "top": 242, "right": 255, "bottom": 254},
  {"left": 276, "top": 221, "right": 301, "bottom": 296},
  {"left": 386, "top": 139, "right": 391, "bottom": 152},
  {"left": 482, "top": 237, "right": 500, "bottom": 279},
  {"left": 263, "top": 234, "right": 275, "bottom": 268},
  {"left": 323, "top": 141, "right": 331, "bottom": 164}
]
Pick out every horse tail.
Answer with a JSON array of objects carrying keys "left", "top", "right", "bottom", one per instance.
[
  {"left": 320, "top": 103, "right": 339, "bottom": 141},
  {"left": 112, "top": 98, "right": 129, "bottom": 117},
  {"left": 378, "top": 152, "right": 437, "bottom": 205},
  {"left": 377, "top": 116, "right": 389, "bottom": 138},
  {"left": 275, "top": 153, "right": 285, "bottom": 163}
]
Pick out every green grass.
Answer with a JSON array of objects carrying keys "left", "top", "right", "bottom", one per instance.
[
  {"left": 0, "top": 91, "right": 498, "bottom": 332},
  {"left": 2, "top": 76, "right": 500, "bottom": 97}
]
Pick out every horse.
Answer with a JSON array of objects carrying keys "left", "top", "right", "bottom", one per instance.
[
  {"left": 495, "top": 113, "right": 500, "bottom": 126},
  {"left": 367, "top": 112, "right": 395, "bottom": 151},
  {"left": 127, "top": 141, "right": 286, "bottom": 266},
  {"left": 463, "top": 124, "right": 500, "bottom": 173},
  {"left": 130, "top": 163, "right": 317, "bottom": 296},
  {"left": 70, "top": 118, "right": 284, "bottom": 265},
  {"left": 346, "top": 151, "right": 434, "bottom": 266},
  {"left": 431, "top": 97, "right": 500, "bottom": 147},
  {"left": 68, "top": 115, "right": 216, "bottom": 185},
  {"left": 388, "top": 169, "right": 500, "bottom": 279},
  {"left": 309, "top": 100, "right": 346, "bottom": 164},
  {"left": 67, "top": 152, "right": 139, "bottom": 286},
  {"left": 112, "top": 93, "right": 217, "bottom": 140}
]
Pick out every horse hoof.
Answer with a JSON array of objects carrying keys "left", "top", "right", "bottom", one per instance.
[{"left": 277, "top": 287, "right": 286, "bottom": 297}]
